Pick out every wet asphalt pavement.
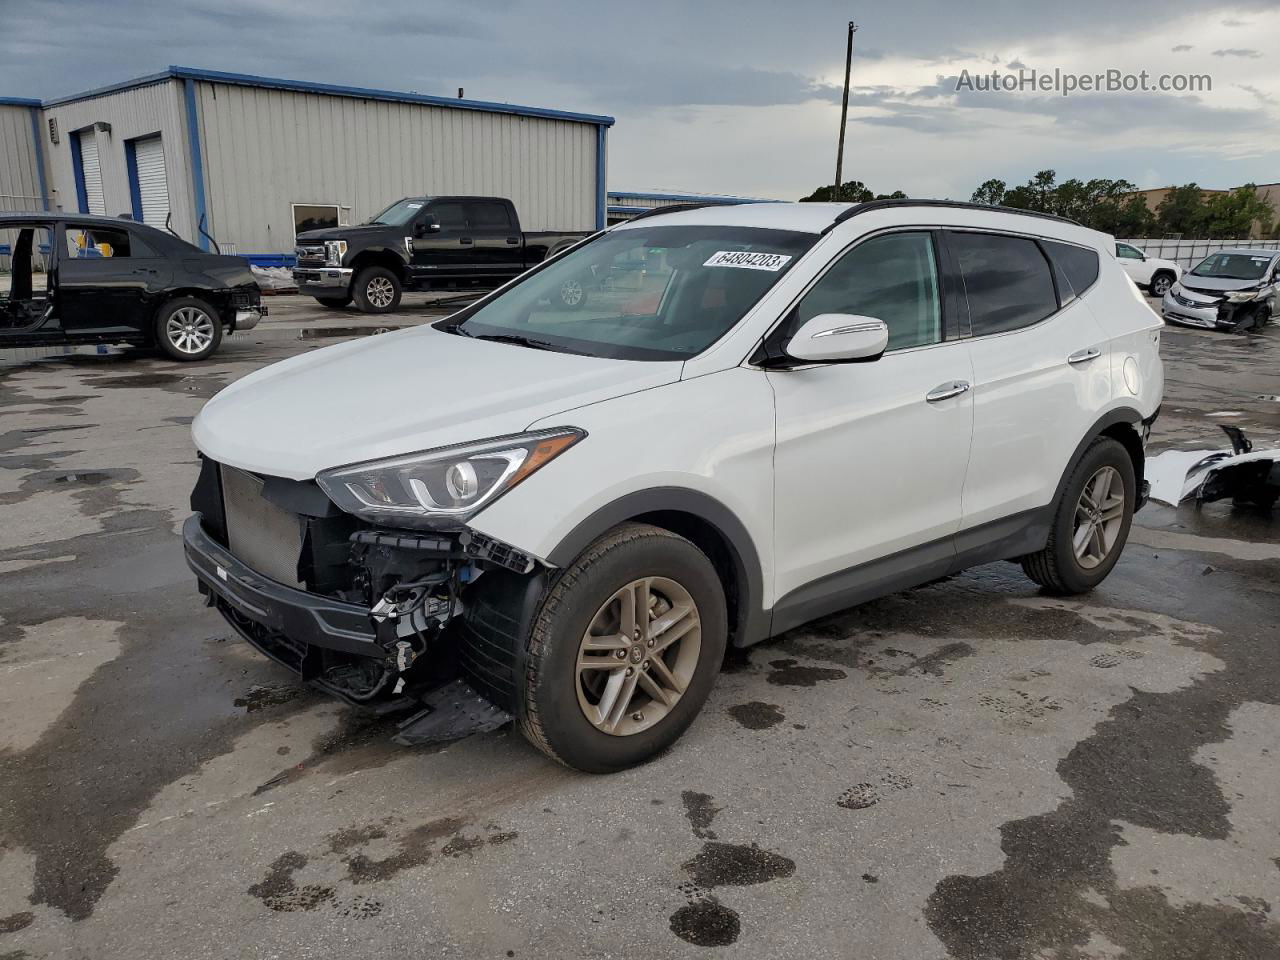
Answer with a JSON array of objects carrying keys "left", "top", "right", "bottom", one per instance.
[{"left": 2, "top": 299, "right": 1279, "bottom": 959}]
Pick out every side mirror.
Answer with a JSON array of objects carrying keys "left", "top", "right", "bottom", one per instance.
[
  {"left": 785, "top": 314, "right": 889, "bottom": 364},
  {"left": 414, "top": 218, "right": 440, "bottom": 237}
]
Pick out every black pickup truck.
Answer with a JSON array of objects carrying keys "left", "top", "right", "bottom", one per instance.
[{"left": 293, "top": 196, "right": 590, "bottom": 313}]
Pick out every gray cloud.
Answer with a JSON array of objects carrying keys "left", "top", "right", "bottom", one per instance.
[
  {"left": 1172, "top": 44, "right": 1194, "bottom": 52},
  {"left": 1007, "top": 59, "right": 1029, "bottom": 69},
  {"left": 1212, "top": 48, "right": 1264, "bottom": 57},
  {"left": 1236, "top": 83, "right": 1278, "bottom": 105},
  {"left": 1221, "top": 18, "right": 1250, "bottom": 26}
]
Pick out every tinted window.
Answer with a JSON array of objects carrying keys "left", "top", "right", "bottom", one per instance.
[
  {"left": 951, "top": 232, "right": 1058, "bottom": 336},
  {"left": 1044, "top": 240, "right": 1100, "bottom": 300},
  {"left": 1116, "top": 243, "right": 1143, "bottom": 260},
  {"left": 469, "top": 202, "right": 513, "bottom": 229},
  {"left": 1189, "top": 252, "right": 1274, "bottom": 281},
  {"left": 431, "top": 202, "right": 467, "bottom": 230},
  {"left": 793, "top": 232, "right": 941, "bottom": 350},
  {"left": 66, "top": 226, "right": 133, "bottom": 258},
  {"left": 293, "top": 204, "right": 340, "bottom": 237}
]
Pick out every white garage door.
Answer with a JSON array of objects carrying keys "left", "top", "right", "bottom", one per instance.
[
  {"left": 79, "top": 133, "right": 105, "bottom": 215},
  {"left": 134, "top": 137, "right": 170, "bottom": 227}
]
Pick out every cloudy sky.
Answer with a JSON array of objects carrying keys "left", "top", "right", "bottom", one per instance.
[{"left": 3, "top": 0, "right": 1277, "bottom": 201}]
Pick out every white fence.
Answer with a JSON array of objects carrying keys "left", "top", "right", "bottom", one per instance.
[{"left": 1118, "top": 237, "right": 1280, "bottom": 271}]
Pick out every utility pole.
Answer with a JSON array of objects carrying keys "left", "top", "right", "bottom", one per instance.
[{"left": 834, "top": 20, "right": 857, "bottom": 201}]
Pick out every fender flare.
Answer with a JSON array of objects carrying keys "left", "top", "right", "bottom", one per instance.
[
  {"left": 1051, "top": 406, "right": 1145, "bottom": 509},
  {"left": 545, "top": 487, "right": 769, "bottom": 647}
]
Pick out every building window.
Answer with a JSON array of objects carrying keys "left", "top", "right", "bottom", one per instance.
[{"left": 292, "top": 204, "right": 349, "bottom": 239}]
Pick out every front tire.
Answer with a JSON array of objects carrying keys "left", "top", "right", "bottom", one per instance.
[
  {"left": 488, "top": 524, "right": 727, "bottom": 773},
  {"left": 1022, "top": 438, "right": 1135, "bottom": 594},
  {"left": 1148, "top": 272, "right": 1175, "bottom": 298},
  {"left": 155, "top": 297, "right": 223, "bottom": 361},
  {"left": 352, "top": 266, "right": 402, "bottom": 314}
]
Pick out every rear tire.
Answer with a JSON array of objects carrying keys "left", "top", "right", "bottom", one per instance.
[
  {"left": 1022, "top": 437, "right": 1135, "bottom": 594},
  {"left": 352, "top": 267, "right": 402, "bottom": 314},
  {"left": 316, "top": 295, "right": 352, "bottom": 309},
  {"left": 155, "top": 297, "right": 223, "bottom": 362},
  {"left": 466, "top": 523, "right": 727, "bottom": 773}
]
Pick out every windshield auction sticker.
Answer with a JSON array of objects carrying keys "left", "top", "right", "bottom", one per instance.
[{"left": 704, "top": 250, "right": 793, "bottom": 271}]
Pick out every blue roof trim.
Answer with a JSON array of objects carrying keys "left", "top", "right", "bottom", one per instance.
[
  {"left": 36, "top": 66, "right": 615, "bottom": 127},
  {"left": 40, "top": 71, "right": 173, "bottom": 107},
  {"left": 0, "top": 97, "right": 42, "bottom": 107},
  {"left": 608, "top": 191, "right": 774, "bottom": 204},
  {"left": 183, "top": 78, "right": 210, "bottom": 252}
]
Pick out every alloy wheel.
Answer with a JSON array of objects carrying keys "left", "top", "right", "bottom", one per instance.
[
  {"left": 165, "top": 307, "right": 215, "bottom": 355},
  {"left": 366, "top": 276, "right": 395, "bottom": 309},
  {"left": 1151, "top": 276, "right": 1172, "bottom": 297},
  {"left": 575, "top": 576, "right": 701, "bottom": 736},
  {"left": 1072, "top": 465, "right": 1125, "bottom": 569}
]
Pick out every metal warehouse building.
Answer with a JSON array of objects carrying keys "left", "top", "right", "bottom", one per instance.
[
  {"left": 1, "top": 66, "right": 613, "bottom": 261},
  {"left": 607, "top": 190, "right": 774, "bottom": 224}
]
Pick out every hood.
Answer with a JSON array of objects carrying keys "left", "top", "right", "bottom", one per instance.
[
  {"left": 1150, "top": 257, "right": 1181, "bottom": 272},
  {"left": 1179, "top": 275, "right": 1262, "bottom": 295},
  {"left": 296, "top": 224, "right": 398, "bottom": 243},
  {"left": 192, "top": 326, "right": 683, "bottom": 480}
]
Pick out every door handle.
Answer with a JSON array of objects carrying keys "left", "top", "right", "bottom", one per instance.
[
  {"left": 505, "top": 237, "right": 519, "bottom": 245},
  {"left": 925, "top": 381, "right": 971, "bottom": 403},
  {"left": 459, "top": 237, "right": 474, "bottom": 246},
  {"left": 131, "top": 267, "right": 157, "bottom": 275},
  {"left": 1067, "top": 348, "right": 1101, "bottom": 365}
]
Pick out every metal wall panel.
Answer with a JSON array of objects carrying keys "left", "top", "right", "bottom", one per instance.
[
  {"left": 194, "top": 82, "right": 600, "bottom": 254},
  {"left": 41, "top": 80, "right": 196, "bottom": 240},
  {"left": 78, "top": 132, "right": 105, "bottom": 214},
  {"left": 0, "top": 105, "right": 44, "bottom": 212}
]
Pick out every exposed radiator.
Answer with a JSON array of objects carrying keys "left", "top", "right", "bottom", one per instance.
[{"left": 221, "top": 466, "right": 305, "bottom": 587}]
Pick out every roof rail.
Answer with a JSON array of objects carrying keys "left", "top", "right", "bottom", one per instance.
[
  {"left": 624, "top": 202, "right": 733, "bottom": 223},
  {"left": 824, "top": 198, "right": 1082, "bottom": 233}
]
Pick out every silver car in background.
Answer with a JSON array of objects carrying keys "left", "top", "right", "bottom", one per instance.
[{"left": 1162, "top": 248, "right": 1280, "bottom": 332}]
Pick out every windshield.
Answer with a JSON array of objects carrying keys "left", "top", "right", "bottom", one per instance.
[
  {"left": 366, "top": 199, "right": 426, "bottom": 226},
  {"left": 443, "top": 225, "right": 816, "bottom": 360},
  {"left": 1189, "top": 252, "right": 1275, "bottom": 281}
]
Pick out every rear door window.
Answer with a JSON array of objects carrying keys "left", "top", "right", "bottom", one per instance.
[
  {"left": 950, "top": 232, "right": 1059, "bottom": 336},
  {"left": 66, "top": 225, "right": 134, "bottom": 259},
  {"left": 468, "top": 202, "right": 513, "bottom": 230}
]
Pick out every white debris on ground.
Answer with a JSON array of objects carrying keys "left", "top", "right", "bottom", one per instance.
[
  {"left": 1146, "top": 449, "right": 1223, "bottom": 505},
  {"left": 250, "top": 265, "right": 296, "bottom": 292}
]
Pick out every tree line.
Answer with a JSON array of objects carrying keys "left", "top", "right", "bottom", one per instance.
[{"left": 799, "top": 171, "right": 1277, "bottom": 239}]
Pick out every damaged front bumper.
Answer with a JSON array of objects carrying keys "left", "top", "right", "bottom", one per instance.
[
  {"left": 1161, "top": 289, "right": 1264, "bottom": 331},
  {"left": 184, "top": 512, "right": 381, "bottom": 658}
]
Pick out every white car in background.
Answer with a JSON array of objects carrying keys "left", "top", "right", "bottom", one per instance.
[
  {"left": 185, "top": 200, "right": 1164, "bottom": 772},
  {"left": 1115, "top": 242, "right": 1181, "bottom": 297}
]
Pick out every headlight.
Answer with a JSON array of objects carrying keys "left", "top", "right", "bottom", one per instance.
[
  {"left": 324, "top": 240, "right": 347, "bottom": 266},
  {"left": 315, "top": 428, "right": 585, "bottom": 530},
  {"left": 1226, "top": 289, "right": 1260, "bottom": 303}
]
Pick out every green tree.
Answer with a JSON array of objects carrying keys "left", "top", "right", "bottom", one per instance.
[
  {"left": 1202, "top": 185, "right": 1275, "bottom": 239},
  {"left": 799, "top": 181, "right": 907, "bottom": 203},
  {"left": 970, "top": 179, "right": 1007, "bottom": 206},
  {"left": 1155, "top": 184, "right": 1209, "bottom": 236}
]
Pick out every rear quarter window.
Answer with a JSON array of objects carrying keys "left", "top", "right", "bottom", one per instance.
[{"left": 1043, "top": 240, "right": 1101, "bottom": 300}]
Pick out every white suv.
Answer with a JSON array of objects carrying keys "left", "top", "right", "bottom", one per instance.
[
  {"left": 185, "top": 200, "right": 1163, "bottom": 772},
  {"left": 1114, "top": 241, "right": 1181, "bottom": 297}
]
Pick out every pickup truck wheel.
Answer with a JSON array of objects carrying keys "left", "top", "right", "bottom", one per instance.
[
  {"left": 352, "top": 267, "right": 401, "bottom": 314},
  {"left": 316, "top": 295, "right": 352, "bottom": 309},
  {"left": 1021, "top": 437, "right": 1135, "bottom": 594},
  {"left": 155, "top": 298, "right": 223, "bottom": 361},
  {"left": 516, "top": 524, "right": 726, "bottom": 773},
  {"left": 1148, "top": 272, "right": 1175, "bottom": 298}
]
